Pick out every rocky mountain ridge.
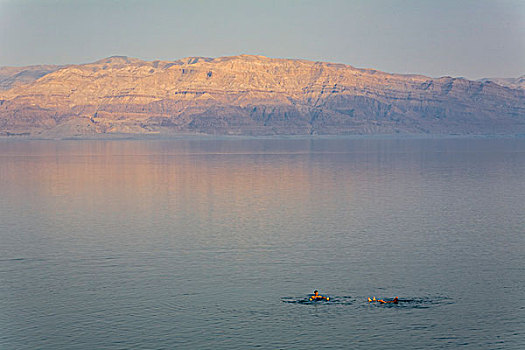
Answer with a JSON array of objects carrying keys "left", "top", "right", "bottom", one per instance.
[{"left": 1, "top": 55, "right": 523, "bottom": 137}]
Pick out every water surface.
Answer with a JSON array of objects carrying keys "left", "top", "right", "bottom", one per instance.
[{"left": 1, "top": 137, "right": 524, "bottom": 349}]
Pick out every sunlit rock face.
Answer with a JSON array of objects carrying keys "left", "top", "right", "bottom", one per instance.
[{"left": 0, "top": 55, "right": 524, "bottom": 137}]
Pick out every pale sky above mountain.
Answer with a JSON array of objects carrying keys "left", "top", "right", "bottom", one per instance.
[{"left": 0, "top": 0, "right": 523, "bottom": 79}]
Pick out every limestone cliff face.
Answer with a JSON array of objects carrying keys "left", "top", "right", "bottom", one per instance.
[{"left": 0, "top": 55, "right": 523, "bottom": 136}]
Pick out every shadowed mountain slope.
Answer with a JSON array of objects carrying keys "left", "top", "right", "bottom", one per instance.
[{"left": 0, "top": 64, "right": 63, "bottom": 90}]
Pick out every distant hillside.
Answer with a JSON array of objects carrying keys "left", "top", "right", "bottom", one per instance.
[
  {"left": 0, "top": 55, "right": 524, "bottom": 137},
  {"left": 0, "top": 64, "right": 63, "bottom": 91},
  {"left": 478, "top": 76, "right": 525, "bottom": 91}
]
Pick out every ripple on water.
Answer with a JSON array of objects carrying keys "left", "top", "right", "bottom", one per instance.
[
  {"left": 281, "top": 295, "right": 354, "bottom": 305},
  {"left": 363, "top": 296, "right": 454, "bottom": 309},
  {"left": 282, "top": 295, "right": 453, "bottom": 309}
]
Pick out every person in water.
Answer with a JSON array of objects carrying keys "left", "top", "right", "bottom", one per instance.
[
  {"left": 368, "top": 296, "right": 398, "bottom": 304},
  {"left": 379, "top": 297, "right": 398, "bottom": 304},
  {"left": 309, "top": 290, "right": 329, "bottom": 301}
]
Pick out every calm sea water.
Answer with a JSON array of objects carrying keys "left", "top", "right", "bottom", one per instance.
[{"left": 0, "top": 137, "right": 524, "bottom": 349}]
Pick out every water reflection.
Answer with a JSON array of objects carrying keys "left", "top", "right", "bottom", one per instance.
[{"left": 1, "top": 140, "right": 353, "bottom": 226}]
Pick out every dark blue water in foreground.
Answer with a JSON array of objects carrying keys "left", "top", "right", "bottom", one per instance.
[{"left": 0, "top": 137, "right": 524, "bottom": 349}]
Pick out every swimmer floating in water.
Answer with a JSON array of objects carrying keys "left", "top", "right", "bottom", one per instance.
[
  {"left": 368, "top": 296, "right": 398, "bottom": 304},
  {"left": 379, "top": 297, "right": 398, "bottom": 304},
  {"left": 309, "top": 290, "right": 329, "bottom": 301}
]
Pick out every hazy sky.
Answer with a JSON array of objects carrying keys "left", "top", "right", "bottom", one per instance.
[{"left": 0, "top": 0, "right": 523, "bottom": 79}]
